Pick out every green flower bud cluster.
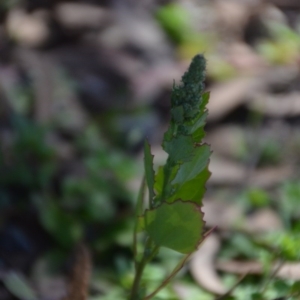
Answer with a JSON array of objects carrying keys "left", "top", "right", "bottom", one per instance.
[{"left": 171, "top": 54, "right": 206, "bottom": 124}]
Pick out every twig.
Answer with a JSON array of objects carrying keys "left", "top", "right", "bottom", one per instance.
[
  {"left": 133, "top": 176, "right": 146, "bottom": 270},
  {"left": 215, "top": 273, "right": 248, "bottom": 300},
  {"left": 144, "top": 253, "right": 192, "bottom": 300},
  {"left": 129, "top": 238, "right": 158, "bottom": 300}
]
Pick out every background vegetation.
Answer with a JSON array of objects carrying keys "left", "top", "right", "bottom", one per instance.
[{"left": 1, "top": 0, "right": 300, "bottom": 299}]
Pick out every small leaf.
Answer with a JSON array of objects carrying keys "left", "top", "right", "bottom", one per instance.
[
  {"left": 187, "top": 92, "right": 210, "bottom": 142},
  {"left": 200, "top": 91, "right": 210, "bottom": 112},
  {"left": 172, "top": 145, "right": 210, "bottom": 184},
  {"left": 158, "top": 55, "right": 210, "bottom": 206},
  {"left": 187, "top": 111, "right": 208, "bottom": 142},
  {"left": 165, "top": 145, "right": 210, "bottom": 204},
  {"left": 171, "top": 106, "right": 184, "bottom": 123},
  {"left": 168, "top": 166, "right": 210, "bottom": 204},
  {"left": 137, "top": 215, "right": 146, "bottom": 232},
  {"left": 154, "top": 164, "right": 180, "bottom": 203},
  {"left": 154, "top": 166, "right": 164, "bottom": 195},
  {"left": 35, "top": 198, "right": 82, "bottom": 248},
  {"left": 144, "top": 200, "right": 204, "bottom": 254},
  {"left": 163, "top": 135, "right": 194, "bottom": 163},
  {"left": 290, "top": 281, "right": 300, "bottom": 294},
  {"left": 144, "top": 140, "right": 155, "bottom": 204}
]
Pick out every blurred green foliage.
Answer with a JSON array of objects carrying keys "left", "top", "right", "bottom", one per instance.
[
  {"left": 0, "top": 115, "right": 137, "bottom": 252},
  {"left": 0, "top": 118, "right": 55, "bottom": 190},
  {"left": 280, "top": 181, "right": 300, "bottom": 225},
  {"left": 246, "top": 188, "right": 270, "bottom": 208},
  {"left": 156, "top": 3, "right": 190, "bottom": 45},
  {"left": 155, "top": 3, "right": 213, "bottom": 59},
  {"left": 155, "top": 3, "right": 238, "bottom": 81},
  {"left": 0, "top": 0, "right": 20, "bottom": 10},
  {"left": 257, "top": 22, "right": 300, "bottom": 64},
  {"left": 1, "top": 3, "right": 300, "bottom": 299}
]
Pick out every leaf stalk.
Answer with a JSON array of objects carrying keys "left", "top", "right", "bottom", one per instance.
[{"left": 129, "top": 238, "right": 159, "bottom": 300}]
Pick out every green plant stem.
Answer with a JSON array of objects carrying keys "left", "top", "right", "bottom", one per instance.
[
  {"left": 140, "top": 223, "right": 213, "bottom": 299},
  {"left": 260, "top": 259, "right": 284, "bottom": 295},
  {"left": 129, "top": 258, "right": 147, "bottom": 300},
  {"left": 144, "top": 253, "right": 192, "bottom": 300},
  {"left": 160, "top": 158, "right": 176, "bottom": 202},
  {"left": 129, "top": 238, "right": 159, "bottom": 300},
  {"left": 160, "top": 164, "right": 171, "bottom": 202},
  {"left": 133, "top": 177, "right": 146, "bottom": 270},
  {"left": 215, "top": 274, "right": 248, "bottom": 300}
]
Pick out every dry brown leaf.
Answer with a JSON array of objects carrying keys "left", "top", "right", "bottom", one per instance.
[
  {"left": 216, "top": 260, "right": 300, "bottom": 280},
  {"left": 249, "top": 92, "right": 300, "bottom": 117},
  {"left": 203, "top": 199, "right": 282, "bottom": 233},
  {"left": 6, "top": 9, "right": 50, "bottom": 47},
  {"left": 263, "top": 66, "right": 299, "bottom": 87},
  {"left": 131, "top": 63, "right": 183, "bottom": 103},
  {"left": 202, "top": 198, "right": 243, "bottom": 229},
  {"left": 190, "top": 234, "right": 227, "bottom": 295},
  {"left": 172, "top": 282, "right": 193, "bottom": 300},
  {"left": 209, "top": 156, "right": 247, "bottom": 185},
  {"left": 250, "top": 166, "right": 293, "bottom": 188},
  {"left": 207, "top": 66, "right": 298, "bottom": 122},
  {"left": 209, "top": 156, "right": 292, "bottom": 187},
  {"left": 55, "top": 3, "right": 110, "bottom": 30},
  {"left": 245, "top": 208, "right": 283, "bottom": 233},
  {"left": 104, "top": 11, "right": 171, "bottom": 56},
  {"left": 226, "top": 42, "right": 266, "bottom": 73},
  {"left": 216, "top": 260, "right": 262, "bottom": 275},
  {"left": 207, "top": 77, "right": 262, "bottom": 122},
  {"left": 205, "top": 125, "right": 246, "bottom": 160},
  {"left": 213, "top": 0, "right": 258, "bottom": 38}
]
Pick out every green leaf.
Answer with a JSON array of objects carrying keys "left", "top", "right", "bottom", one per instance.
[
  {"left": 290, "top": 281, "right": 300, "bottom": 294},
  {"left": 155, "top": 3, "right": 190, "bottom": 44},
  {"left": 186, "top": 92, "right": 210, "bottom": 142},
  {"left": 168, "top": 167, "right": 210, "bottom": 204},
  {"left": 163, "top": 135, "right": 194, "bottom": 163},
  {"left": 171, "top": 106, "right": 184, "bottom": 123},
  {"left": 144, "top": 140, "right": 155, "bottom": 205},
  {"left": 172, "top": 145, "right": 210, "bottom": 184},
  {"left": 165, "top": 145, "right": 210, "bottom": 204},
  {"left": 188, "top": 111, "right": 208, "bottom": 142},
  {"left": 157, "top": 55, "right": 210, "bottom": 206},
  {"left": 136, "top": 215, "right": 146, "bottom": 232},
  {"left": 200, "top": 91, "right": 210, "bottom": 112},
  {"left": 154, "top": 166, "right": 164, "bottom": 195},
  {"left": 144, "top": 200, "right": 204, "bottom": 253},
  {"left": 34, "top": 198, "right": 82, "bottom": 248},
  {"left": 154, "top": 164, "right": 180, "bottom": 203}
]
